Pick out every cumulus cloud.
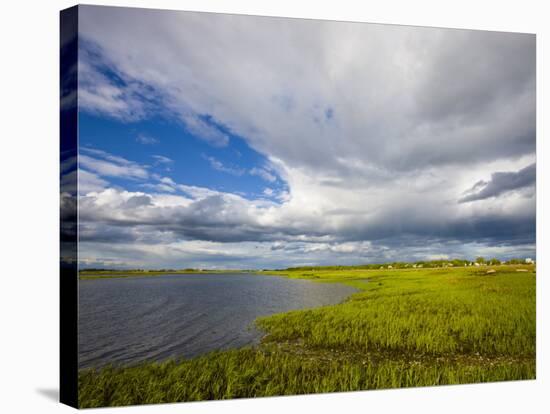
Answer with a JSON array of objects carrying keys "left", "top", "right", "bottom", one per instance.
[
  {"left": 75, "top": 7, "right": 536, "bottom": 268},
  {"left": 78, "top": 180, "right": 534, "bottom": 250},
  {"left": 79, "top": 170, "right": 109, "bottom": 193}
]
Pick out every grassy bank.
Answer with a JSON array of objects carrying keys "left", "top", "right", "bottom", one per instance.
[{"left": 79, "top": 264, "right": 536, "bottom": 407}]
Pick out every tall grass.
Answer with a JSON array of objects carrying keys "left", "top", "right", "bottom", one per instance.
[
  {"left": 258, "top": 268, "right": 535, "bottom": 357},
  {"left": 79, "top": 348, "right": 535, "bottom": 407},
  {"left": 79, "top": 265, "right": 536, "bottom": 407}
]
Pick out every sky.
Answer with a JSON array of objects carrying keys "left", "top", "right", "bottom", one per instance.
[{"left": 73, "top": 5, "right": 536, "bottom": 269}]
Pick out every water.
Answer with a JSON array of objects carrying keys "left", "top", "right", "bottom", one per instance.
[{"left": 78, "top": 273, "right": 357, "bottom": 368}]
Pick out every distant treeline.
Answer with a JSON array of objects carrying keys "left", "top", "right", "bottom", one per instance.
[
  {"left": 280, "top": 257, "right": 533, "bottom": 272},
  {"left": 80, "top": 257, "right": 533, "bottom": 274}
]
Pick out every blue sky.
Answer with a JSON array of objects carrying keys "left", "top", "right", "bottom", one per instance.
[
  {"left": 79, "top": 112, "right": 287, "bottom": 201},
  {"left": 72, "top": 6, "right": 536, "bottom": 269}
]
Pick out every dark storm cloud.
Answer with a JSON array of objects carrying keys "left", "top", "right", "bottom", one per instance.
[
  {"left": 459, "top": 163, "right": 536, "bottom": 203},
  {"left": 78, "top": 223, "right": 178, "bottom": 244},
  {"left": 415, "top": 31, "right": 535, "bottom": 123},
  {"left": 338, "top": 206, "right": 536, "bottom": 248}
]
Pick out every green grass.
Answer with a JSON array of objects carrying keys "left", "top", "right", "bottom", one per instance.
[{"left": 78, "top": 264, "right": 536, "bottom": 407}]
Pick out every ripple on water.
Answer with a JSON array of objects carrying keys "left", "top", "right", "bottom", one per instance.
[{"left": 78, "top": 273, "right": 357, "bottom": 368}]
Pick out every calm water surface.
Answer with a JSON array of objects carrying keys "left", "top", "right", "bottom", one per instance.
[{"left": 78, "top": 273, "right": 357, "bottom": 368}]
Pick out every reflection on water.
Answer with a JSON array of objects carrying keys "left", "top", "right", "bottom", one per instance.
[{"left": 78, "top": 273, "right": 357, "bottom": 368}]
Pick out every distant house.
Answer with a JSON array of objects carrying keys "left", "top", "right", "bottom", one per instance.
[
  {"left": 525, "top": 258, "right": 534, "bottom": 264},
  {"left": 388, "top": 265, "right": 393, "bottom": 269},
  {"left": 474, "top": 262, "right": 480, "bottom": 267}
]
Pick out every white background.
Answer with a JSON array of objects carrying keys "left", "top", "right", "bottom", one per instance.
[{"left": 0, "top": 0, "right": 547, "bottom": 412}]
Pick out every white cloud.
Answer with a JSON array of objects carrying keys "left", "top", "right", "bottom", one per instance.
[
  {"left": 203, "top": 155, "right": 244, "bottom": 176},
  {"left": 78, "top": 59, "right": 152, "bottom": 122},
  {"left": 79, "top": 148, "right": 148, "bottom": 180},
  {"left": 176, "top": 184, "right": 221, "bottom": 200},
  {"left": 159, "top": 176, "right": 176, "bottom": 186},
  {"left": 79, "top": 169, "right": 109, "bottom": 193},
  {"left": 152, "top": 155, "right": 174, "bottom": 164},
  {"left": 136, "top": 133, "right": 159, "bottom": 145},
  {"left": 141, "top": 183, "right": 176, "bottom": 193},
  {"left": 250, "top": 167, "right": 276, "bottom": 183},
  {"left": 140, "top": 175, "right": 179, "bottom": 193},
  {"left": 181, "top": 114, "right": 229, "bottom": 147}
]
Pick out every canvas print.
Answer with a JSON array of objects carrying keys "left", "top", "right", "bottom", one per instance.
[{"left": 60, "top": 5, "right": 536, "bottom": 408}]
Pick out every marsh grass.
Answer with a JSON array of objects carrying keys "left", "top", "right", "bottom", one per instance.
[
  {"left": 259, "top": 267, "right": 535, "bottom": 356},
  {"left": 78, "top": 265, "right": 536, "bottom": 407}
]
